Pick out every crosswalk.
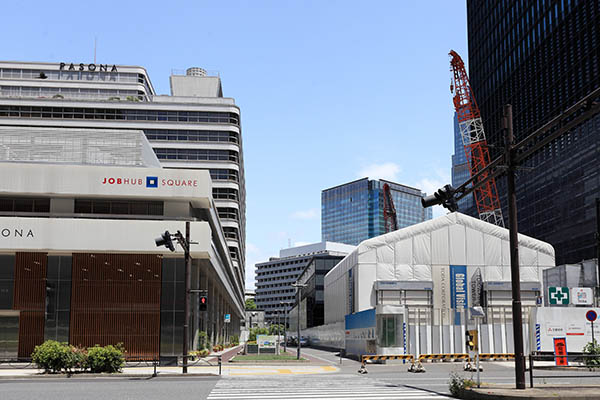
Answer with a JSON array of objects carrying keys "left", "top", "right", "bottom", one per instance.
[{"left": 207, "top": 374, "right": 450, "bottom": 399}]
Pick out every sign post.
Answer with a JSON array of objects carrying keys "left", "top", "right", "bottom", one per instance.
[{"left": 587, "top": 310, "right": 597, "bottom": 344}]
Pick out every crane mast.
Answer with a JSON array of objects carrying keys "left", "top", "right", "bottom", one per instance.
[{"left": 449, "top": 50, "right": 504, "bottom": 227}]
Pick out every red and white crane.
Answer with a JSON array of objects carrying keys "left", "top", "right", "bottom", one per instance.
[{"left": 449, "top": 50, "right": 504, "bottom": 227}]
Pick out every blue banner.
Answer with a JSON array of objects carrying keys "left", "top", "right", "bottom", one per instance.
[{"left": 450, "top": 265, "right": 468, "bottom": 324}]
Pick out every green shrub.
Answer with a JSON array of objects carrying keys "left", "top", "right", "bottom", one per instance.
[
  {"left": 448, "top": 372, "right": 475, "bottom": 398},
  {"left": 197, "top": 331, "right": 209, "bottom": 350},
  {"left": 230, "top": 335, "right": 239, "bottom": 346},
  {"left": 583, "top": 340, "right": 600, "bottom": 368},
  {"left": 65, "top": 346, "right": 88, "bottom": 373},
  {"left": 249, "top": 327, "right": 269, "bottom": 341},
  {"left": 31, "top": 340, "right": 71, "bottom": 373},
  {"left": 86, "top": 344, "right": 125, "bottom": 373}
]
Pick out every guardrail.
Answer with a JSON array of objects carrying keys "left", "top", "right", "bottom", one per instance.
[{"left": 528, "top": 353, "right": 600, "bottom": 388}]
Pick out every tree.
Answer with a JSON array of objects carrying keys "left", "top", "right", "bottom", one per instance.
[{"left": 245, "top": 298, "right": 257, "bottom": 310}]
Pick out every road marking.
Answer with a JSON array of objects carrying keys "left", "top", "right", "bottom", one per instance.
[{"left": 208, "top": 374, "right": 450, "bottom": 399}]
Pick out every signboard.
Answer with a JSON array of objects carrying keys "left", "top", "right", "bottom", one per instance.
[
  {"left": 224, "top": 314, "right": 231, "bottom": 323},
  {"left": 450, "top": 265, "right": 468, "bottom": 324},
  {"left": 553, "top": 337, "right": 568, "bottom": 366},
  {"left": 572, "top": 288, "right": 594, "bottom": 305},
  {"left": 256, "top": 335, "right": 277, "bottom": 349},
  {"left": 548, "top": 287, "right": 570, "bottom": 305},
  {"left": 530, "top": 308, "right": 600, "bottom": 352}
]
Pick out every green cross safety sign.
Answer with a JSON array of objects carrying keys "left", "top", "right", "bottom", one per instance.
[{"left": 548, "top": 286, "right": 570, "bottom": 305}]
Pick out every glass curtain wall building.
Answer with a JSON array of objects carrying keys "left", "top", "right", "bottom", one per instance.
[
  {"left": 467, "top": 0, "right": 600, "bottom": 264},
  {"left": 321, "top": 178, "right": 432, "bottom": 246}
]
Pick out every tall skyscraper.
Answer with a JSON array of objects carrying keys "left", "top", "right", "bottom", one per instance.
[
  {"left": 0, "top": 62, "right": 245, "bottom": 276},
  {"left": 451, "top": 113, "right": 474, "bottom": 213},
  {"left": 467, "top": 1, "right": 600, "bottom": 264},
  {"left": 321, "top": 178, "right": 432, "bottom": 246}
]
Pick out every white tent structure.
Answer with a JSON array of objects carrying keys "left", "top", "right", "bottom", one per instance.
[
  {"left": 325, "top": 212, "right": 555, "bottom": 324},
  {"left": 321, "top": 212, "right": 555, "bottom": 356}
]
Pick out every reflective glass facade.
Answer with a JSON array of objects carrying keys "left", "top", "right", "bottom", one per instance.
[
  {"left": 467, "top": 0, "right": 600, "bottom": 264},
  {"left": 322, "top": 178, "right": 432, "bottom": 246}
]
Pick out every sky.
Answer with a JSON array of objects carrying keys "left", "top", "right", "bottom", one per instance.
[{"left": 1, "top": 1, "right": 468, "bottom": 291}]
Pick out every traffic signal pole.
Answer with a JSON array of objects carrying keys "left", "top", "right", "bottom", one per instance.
[
  {"left": 183, "top": 221, "right": 191, "bottom": 374},
  {"left": 504, "top": 104, "right": 526, "bottom": 389}
]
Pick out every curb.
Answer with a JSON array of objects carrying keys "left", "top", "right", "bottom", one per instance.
[{"left": 0, "top": 372, "right": 219, "bottom": 380}]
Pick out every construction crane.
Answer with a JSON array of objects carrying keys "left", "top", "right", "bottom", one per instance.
[
  {"left": 382, "top": 183, "right": 398, "bottom": 233},
  {"left": 449, "top": 50, "right": 504, "bottom": 227}
]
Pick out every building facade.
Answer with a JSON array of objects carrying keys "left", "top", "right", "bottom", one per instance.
[
  {"left": 450, "top": 113, "right": 475, "bottom": 213},
  {"left": 466, "top": 1, "right": 600, "bottom": 264},
  {"left": 0, "top": 163, "right": 244, "bottom": 360},
  {"left": 254, "top": 242, "right": 354, "bottom": 324},
  {"left": 321, "top": 178, "right": 432, "bottom": 246},
  {"left": 0, "top": 61, "right": 245, "bottom": 281},
  {"left": 289, "top": 254, "right": 346, "bottom": 331}
]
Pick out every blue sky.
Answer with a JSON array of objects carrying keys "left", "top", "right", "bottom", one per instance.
[{"left": 1, "top": 1, "right": 468, "bottom": 290}]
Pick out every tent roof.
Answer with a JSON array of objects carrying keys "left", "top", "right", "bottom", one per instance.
[{"left": 356, "top": 212, "right": 554, "bottom": 257}]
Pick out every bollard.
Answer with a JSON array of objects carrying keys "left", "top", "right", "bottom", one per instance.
[
  {"left": 218, "top": 355, "right": 222, "bottom": 375},
  {"left": 529, "top": 354, "right": 534, "bottom": 388},
  {"left": 153, "top": 360, "right": 157, "bottom": 377}
]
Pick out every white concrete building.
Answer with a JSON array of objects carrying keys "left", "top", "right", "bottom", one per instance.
[{"left": 0, "top": 61, "right": 245, "bottom": 286}]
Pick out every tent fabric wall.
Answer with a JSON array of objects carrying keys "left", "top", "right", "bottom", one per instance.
[{"left": 324, "top": 213, "right": 555, "bottom": 325}]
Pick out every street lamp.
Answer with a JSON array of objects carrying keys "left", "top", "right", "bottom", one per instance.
[
  {"left": 155, "top": 221, "right": 196, "bottom": 374},
  {"left": 291, "top": 283, "right": 307, "bottom": 360},
  {"left": 280, "top": 301, "right": 287, "bottom": 353}
]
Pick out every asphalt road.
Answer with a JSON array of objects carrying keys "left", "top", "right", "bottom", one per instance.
[
  {"left": 2, "top": 347, "right": 600, "bottom": 399},
  {"left": 0, "top": 376, "right": 220, "bottom": 400}
]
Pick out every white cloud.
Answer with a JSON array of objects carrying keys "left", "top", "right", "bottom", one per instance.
[
  {"left": 358, "top": 162, "right": 401, "bottom": 182},
  {"left": 290, "top": 208, "right": 319, "bottom": 220}
]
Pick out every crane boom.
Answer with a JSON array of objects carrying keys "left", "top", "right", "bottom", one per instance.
[
  {"left": 382, "top": 183, "right": 398, "bottom": 233},
  {"left": 449, "top": 50, "right": 504, "bottom": 227}
]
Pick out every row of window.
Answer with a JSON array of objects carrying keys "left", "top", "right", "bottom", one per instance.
[
  {"left": 0, "top": 86, "right": 143, "bottom": 101},
  {"left": 0, "top": 68, "right": 147, "bottom": 85},
  {"left": 0, "top": 105, "right": 240, "bottom": 125},
  {"left": 155, "top": 148, "right": 239, "bottom": 162},
  {"left": 74, "top": 200, "right": 163, "bottom": 215},
  {"left": 209, "top": 169, "right": 239, "bottom": 182},
  {"left": 218, "top": 207, "right": 239, "bottom": 221},
  {"left": 145, "top": 129, "right": 238, "bottom": 143},
  {"left": 212, "top": 187, "right": 239, "bottom": 201}
]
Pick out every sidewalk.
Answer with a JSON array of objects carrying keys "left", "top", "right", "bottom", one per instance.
[
  {"left": 465, "top": 385, "right": 600, "bottom": 399},
  {"left": 0, "top": 346, "right": 338, "bottom": 378}
]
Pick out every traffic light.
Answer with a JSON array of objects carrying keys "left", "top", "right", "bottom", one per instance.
[
  {"left": 466, "top": 329, "right": 478, "bottom": 351},
  {"left": 421, "top": 184, "right": 458, "bottom": 212},
  {"left": 155, "top": 231, "right": 175, "bottom": 252},
  {"left": 199, "top": 295, "right": 208, "bottom": 311}
]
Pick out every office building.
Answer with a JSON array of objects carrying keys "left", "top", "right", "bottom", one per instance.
[
  {"left": 450, "top": 113, "right": 474, "bottom": 213},
  {"left": 0, "top": 61, "right": 245, "bottom": 359},
  {"left": 466, "top": 1, "right": 600, "bottom": 264},
  {"left": 0, "top": 61, "right": 245, "bottom": 279},
  {"left": 254, "top": 242, "right": 354, "bottom": 324},
  {"left": 289, "top": 253, "right": 346, "bottom": 331},
  {"left": 322, "top": 178, "right": 432, "bottom": 246}
]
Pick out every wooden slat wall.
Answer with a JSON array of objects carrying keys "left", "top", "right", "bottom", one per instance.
[
  {"left": 70, "top": 254, "right": 162, "bottom": 359},
  {"left": 13, "top": 252, "right": 47, "bottom": 358}
]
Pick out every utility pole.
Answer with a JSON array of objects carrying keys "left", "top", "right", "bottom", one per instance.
[
  {"left": 596, "top": 198, "right": 600, "bottom": 305},
  {"left": 504, "top": 104, "right": 526, "bottom": 389},
  {"left": 183, "top": 222, "right": 191, "bottom": 374},
  {"left": 291, "top": 283, "right": 307, "bottom": 360}
]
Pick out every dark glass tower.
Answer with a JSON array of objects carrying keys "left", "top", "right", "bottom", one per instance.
[{"left": 467, "top": 0, "right": 600, "bottom": 264}]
